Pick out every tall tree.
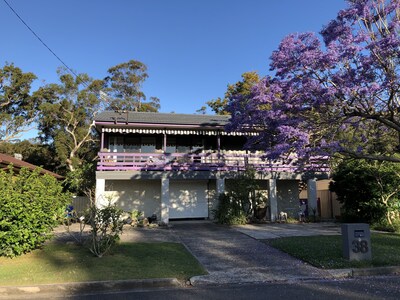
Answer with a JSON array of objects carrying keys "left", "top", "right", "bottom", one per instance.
[
  {"left": 227, "top": 0, "right": 400, "bottom": 163},
  {"left": 0, "top": 63, "right": 38, "bottom": 143},
  {"left": 104, "top": 60, "right": 160, "bottom": 112},
  {"left": 207, "top": 71, "right": 260, "bottom": 115},
  {"left": 35, "top": 68, "right": 103, "bottom": 173}
]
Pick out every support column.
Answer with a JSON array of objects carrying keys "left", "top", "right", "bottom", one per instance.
[
  {"left": 307, "top": 178, "right": 318, "bottom": 216},
  {"left": 161, "top": 178, "right": 170, "bottom": 224},
  {"left": 100, "top": 130, "right": 105, "bottom": 150},
  {"left": 217, "top": 132, "right": 221, "bottom": 161},
  {"left": 95, "top": 178, "right": 105, "bottom": 208},
  {"left": 268, "top": 179, "right": 278, "bottom": 222},
  {"left": 216, "top": 177, "right": 225, "bottom": 195}
]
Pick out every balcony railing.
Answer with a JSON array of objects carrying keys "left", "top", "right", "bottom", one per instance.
[{"left": 97, "top": 151, "right": 329, "bottom": 173}]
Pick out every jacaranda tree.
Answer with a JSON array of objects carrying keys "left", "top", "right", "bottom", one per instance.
[{"left": 227, "top": 0, "right": 400, "bottom": 163}]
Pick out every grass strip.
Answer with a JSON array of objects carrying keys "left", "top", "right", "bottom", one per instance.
[
  {"left": 265, "top": 233, "right": 400, "bottom": 269},
  {"left": 0, "top": 242, "right": 207, "bottom": 286}
]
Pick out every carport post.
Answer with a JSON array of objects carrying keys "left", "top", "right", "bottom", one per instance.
[
  {"left": 268, "top": 179, "right": 278, "bottom": 221},
  {"left": 161, "top": 178, "right": 170, "bottom": 224}
]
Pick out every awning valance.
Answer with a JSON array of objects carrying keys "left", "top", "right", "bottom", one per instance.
[{"left": 101, "top": 127, "right": 257, "bottom": 136}]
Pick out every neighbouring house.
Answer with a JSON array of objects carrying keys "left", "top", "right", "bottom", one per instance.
[
  {"left": 94, "top": 111, "right": 329, "bottom": 223},
  {"left": 0, "top": 152, "right": 63, "bottom": 180}
]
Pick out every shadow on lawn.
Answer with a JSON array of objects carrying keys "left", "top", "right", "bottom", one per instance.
[{"left": 38, "top": 224, "right": 202, "bottom": 297}]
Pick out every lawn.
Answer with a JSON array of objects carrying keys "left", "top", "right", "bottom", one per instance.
[
  {"left": 0, "top": 242, "right": 207, "bottom": 286},
  {"left": 266, "top": 233, "right": 400, "bottom": 269}
]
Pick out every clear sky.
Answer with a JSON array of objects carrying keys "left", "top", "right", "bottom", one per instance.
[{"left": 1, "top": 0, "right": 347, "bottom": 115}]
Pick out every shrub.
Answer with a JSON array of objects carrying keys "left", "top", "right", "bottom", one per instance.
[
  {"left": 330, "top": 159, "right": 400, "bottom": 225},
  {"left": 213, "top": 168, "right": 267, "bottom": 225},
  {"left": 213, "top": 193, "right": 248, "bottom": 225},
  {"left": 0, "top": 166, "right": 70, "bottom": 257},
  {"left": 87, "top": 200, "right": 124, "bottom": 257}
]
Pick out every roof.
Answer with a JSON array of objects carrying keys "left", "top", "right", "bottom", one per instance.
[
  {"left": 0, "top": 153, "right": 64, "bottom": 180},
  {"left": 94, "top": 111, "right": 231, "bottom": 128}
]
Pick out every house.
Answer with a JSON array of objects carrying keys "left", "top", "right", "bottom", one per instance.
[
  {"left": 0, "top": 152, "right": 63, "bottom": 180},
  {"left": 94, "top": 111, "right": 328, "bottom": 223}
]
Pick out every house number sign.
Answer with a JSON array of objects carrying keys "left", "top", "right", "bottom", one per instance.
[
  {"left": 342, "top": 224, "right": 372, "bottom": 261},
  {"left": 351, "top": 240, "right": 369, "bottom": 253}
]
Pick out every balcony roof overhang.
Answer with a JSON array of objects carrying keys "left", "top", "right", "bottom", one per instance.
[
  {"left": 95, "top": 111, "right": 258, "bottom": 136},
  {"left": 100, "top": 126, "right": 257, "bottom": 136}
]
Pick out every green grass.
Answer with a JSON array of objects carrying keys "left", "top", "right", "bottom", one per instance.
[
  {"left": 0, "top": 242, "right": 207, "bottom": 286},
  {"left": 266, "top": 233, "right": 400, "bottom": 269}
]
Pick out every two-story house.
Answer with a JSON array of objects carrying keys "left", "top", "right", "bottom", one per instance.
[{"left": 95, "top": 111, "right": 327, "bottom": 223}]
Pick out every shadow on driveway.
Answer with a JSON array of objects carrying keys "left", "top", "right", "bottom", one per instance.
[{"left": 170, "top": 221, "right": 334, "bottom": 285}]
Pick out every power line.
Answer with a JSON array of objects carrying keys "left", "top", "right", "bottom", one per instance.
[{"left": 2, "top": 0, "right": 89, "bottom": 88}]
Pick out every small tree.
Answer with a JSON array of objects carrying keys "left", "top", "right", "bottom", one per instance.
[
  {"left": 85, "top": 190, "right": 124, "bottom": 257},
  {"left": 0, "top": 166, "right": 70, "bottom": 257}
]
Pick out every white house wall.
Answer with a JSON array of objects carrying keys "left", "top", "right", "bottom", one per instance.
[
  {"left": 104, "top": 179, "right": 161, "bottom": 218},
  {"left": 97, "top": 175, "right": 301, "bottom": 221},
  {"left": 169, "top": 180, "right": 209, "bottom": 219}
]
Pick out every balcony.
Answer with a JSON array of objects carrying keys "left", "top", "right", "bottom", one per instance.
[{"left": 97, "top": 151, "right": 329, "bottom": 173}]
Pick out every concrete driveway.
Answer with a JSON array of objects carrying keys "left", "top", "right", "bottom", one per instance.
[
  {"left": 170, "top": 221, "right": 335, "bottom": 285},
  {"left": 232, "top": 222, "right": 341, "bottom": 240}
]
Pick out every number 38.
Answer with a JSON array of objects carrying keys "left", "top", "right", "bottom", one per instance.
[{"left": 352, "top": 240, "right": 369, "bottom": 253}]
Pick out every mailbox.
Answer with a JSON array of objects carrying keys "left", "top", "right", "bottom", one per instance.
[{"left": 341, "top": 223, "right": 372, "bottom": 261}]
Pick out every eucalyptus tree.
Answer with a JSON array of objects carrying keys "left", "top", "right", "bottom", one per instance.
[
  {"left": 0, "top": 63, "right": 38, "bottom": 143},
  {"left": 35, "top": 68, "right": 104, "bottom": 173},
  {"left": 104, "top": 60, "right": 160, "bottom": 112}
]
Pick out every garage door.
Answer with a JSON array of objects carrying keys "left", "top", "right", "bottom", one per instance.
[{"left": 169, "top": 180, "right": 208, "bottom": 219}]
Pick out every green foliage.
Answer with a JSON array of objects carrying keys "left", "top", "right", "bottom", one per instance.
[
  {"left": 0, "top": 140, "right": 60, "bottom": 173},
  {"left": 35, "top": 69, "right": 102, "bottom": 173},
  {"left": 64, "top": 162, "right": 96, "bottom": 195},
  {"left": 213, "top": 193, "right": 248, "bottom": 225},
  {"left": 88, "top": 200, "right": 124, "bottom": 257},
  {"left": 105, "top": 60, "right": 160, "bottom": 112},
  {"left": 0, "top": 63, "right": 39, "bottom": 143},
  {"left": 330, "top": 159, "right": 400, "bottom": 224},
  {"left": 0, "top": 166, "right": 70, "bottom": 257},
  {"left": 206, "top": 71, "right": 260, "bottom": 115},
  {"left": 213, "top": 168, "right": 266, "bottom": 225}
]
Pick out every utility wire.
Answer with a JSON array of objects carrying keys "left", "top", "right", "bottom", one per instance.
[{"left": 2, "top": 0, "right": 89, "bottom": 88}]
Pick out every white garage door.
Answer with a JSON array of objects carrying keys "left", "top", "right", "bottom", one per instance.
[{"left": 169, "top": 180, "right": 208, "bottom": 219}]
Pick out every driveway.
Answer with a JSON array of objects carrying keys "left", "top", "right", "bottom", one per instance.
[
  {"left": 170, "top": 221, "right": 334, "bottom": 285},
  {"left": 232, "top": 222, "right": 341, "bottom": 239}
]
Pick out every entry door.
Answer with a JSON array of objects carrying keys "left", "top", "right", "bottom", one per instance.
[{"left": 169, "top": 181, "right": 208, "bottom": 219}]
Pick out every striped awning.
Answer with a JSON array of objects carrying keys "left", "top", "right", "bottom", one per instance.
[{"left": 101, "top": 127, "right": 257, "bottom": 136}]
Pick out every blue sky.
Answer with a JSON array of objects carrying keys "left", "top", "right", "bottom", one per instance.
[{"left": 1, "top": 0, "right": 347, "bottom": 115}]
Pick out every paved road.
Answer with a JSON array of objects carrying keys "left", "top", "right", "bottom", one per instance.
[
  {"left": 23, "top": 276, "right": 400, "bottom": 300},
  {"left": 170, "top": 222, "right": 332, "bottom": 285}
]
